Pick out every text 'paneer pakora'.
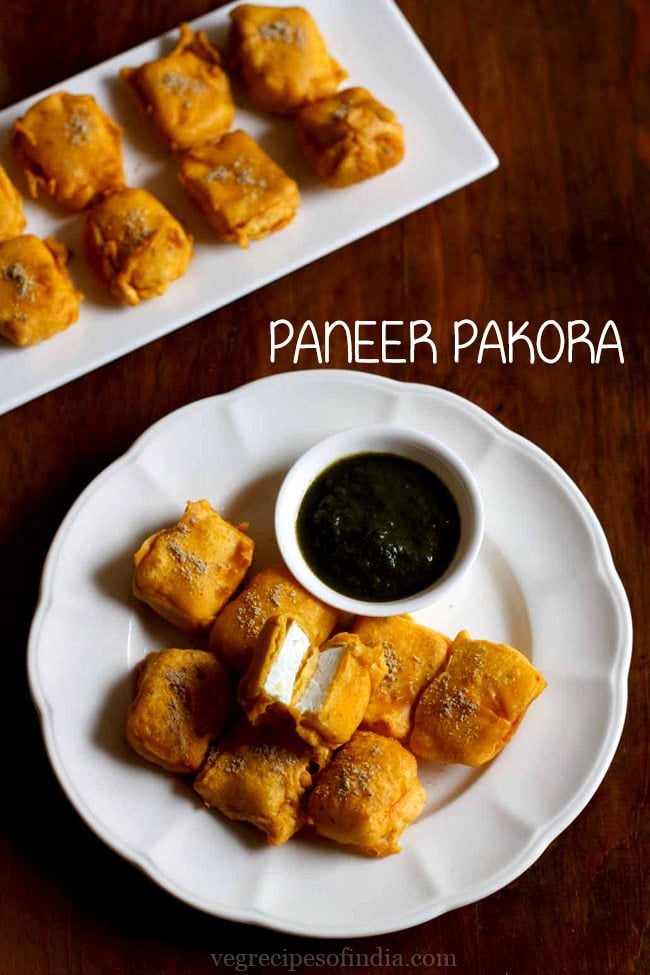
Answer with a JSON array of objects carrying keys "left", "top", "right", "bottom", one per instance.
[
  {"left": 179, "top": 129, "right": 301, "bottom": 247},
  {"left": 126, "top": 648, "right": 232, "bottom": 774},
  {"left": 0, "top": 235, "right": 82, "bottom": 346},
  {"left": 12, "top": 91, "right": 124, "bottom": 211},
  {"left": 122, "top": 23, "right": 235, "bottom": 151},
  {"left": 229, "top": 5, "right": 347, "bottom": 114},
  {"left": 82, "top": 187, "right": 192, "bottom": 305},
  {"left": 133, "top": 499, "right": 255, "bottom": 635}
]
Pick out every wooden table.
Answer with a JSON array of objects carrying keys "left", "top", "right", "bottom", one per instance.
[{"left": 0, "top": 2, "right": 646, "bottom": 972}]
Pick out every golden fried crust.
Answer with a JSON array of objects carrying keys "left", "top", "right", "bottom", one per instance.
[
  {"left": 0, "top": 165, "right": 26, "bottom": 242},
  {"left": 122, "top": 24, "right": 235, "bottom": 151},
  {"left": 229, "top": 5, "right": 346, "bottom": 113},
  {"left": 238, "top": 615, "right": 317, "bottom": 726},
  {"left": 179, "top": 130, "right": 301, "bottom": 247},
  {"left": 126, "top": 648, "right": 232, "bottom": 774},
  {"left": 12, "top": 92, "right": 124, "bottom": 211},
  {"left": 209, "top": 565, "right": 339, "bottom": 672},
  {"left": 133, "top": 499, "right": 255, "bottom": 634},
  {"left": 308, "top": 730, "right": 426, "bottom": 857},
  {"left": 194, "top": 719, "right": 315, "bottom": 845},
  {"left": 295, "top": 633, "right": 387, "bottom": 751},
  {"left": 0, "top": 235, "right": 83, "bottom": 346},
  {"left": 409, "top": 630, "right": 547, "bottom": 766},
  {"left": 352, "top": 615, "right": 450, "bottom": 743},
  {"left": 82, "top": 187, "right": 192, "bottom": 305},
  {"left": 295, "top": 87, "right": 405, "bottom": 187}
]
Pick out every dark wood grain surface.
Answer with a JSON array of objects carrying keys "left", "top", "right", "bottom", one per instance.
[{"left": 0, "top": 2, "right": 647, "bottom": 973}]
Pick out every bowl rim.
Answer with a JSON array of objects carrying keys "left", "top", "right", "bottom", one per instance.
[{"left": 274, "top": 423, "right": 485, "bottom": 616}]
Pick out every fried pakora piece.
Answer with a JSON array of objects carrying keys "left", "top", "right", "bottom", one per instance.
[
  {"left": 122, "top": 24, "right": 235, "bottom": 151},
  {"left": 209, "top": 565, "right": 339, "bottom": 672},
  {"left": 194, "top": 718, "right": 315, "bottom": 845},
  {"left": 126, "top": 648, "right": 232, "bottom": 774},
  {"left": 0, "top": 235, "right": 82, "bottom": 346},
  {"left": 352, "top": 615, "right": 450, "bottom": 743},
  {"left": 179, "top": 129, "right": 300, "bottom": 247},
  {"left": 295, "top": 87, "right": 405, "bottom": 187},
  {"left": 0, "top": 165, "right": 26, "bottom": 242},
  {"left": 293, "top": 632, "right": 387, "bottom": 751},
  {"left": 82, "top": 187, "right": 192, "bottom": 305},
  {"left": 12, "top": 91, "right": 124, "bottom": 211},
  {"left": 308, "top": 730, "right": 426, "bottom": 857},
  {"left": 133, "top": 499, "right": 255, "bottom": 635},
  {"left": 229, "top": 5, "right": 346, "bottom": 113},
  {"left": 238, "top": 615, "right": 317, "bottom": 725},
  {"left": 410, "top": 630, "right": 547, "bottom": 767}
]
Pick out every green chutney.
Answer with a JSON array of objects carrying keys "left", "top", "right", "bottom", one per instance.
[{"left": 296, "top": 452, "right": 461, "bottom": 602}]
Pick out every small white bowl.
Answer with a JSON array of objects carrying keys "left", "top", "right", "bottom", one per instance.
[{"left": 275, "top": 424, "right": 484, "bottom": 617}]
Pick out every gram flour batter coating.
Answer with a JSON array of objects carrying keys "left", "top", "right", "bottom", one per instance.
[
  {"left": 126, "top": 648, "right": 232, "bottom": 774},
  {"left": 12, "top": 91, "right": 124, "bottom": 210},
  {"left": 308, "top": 730, "right": 426, "bottom": 857},
  {"left": 122, "top": 23, "right": 235, "bottom": 151},
  {"left": 229, "top": 5, "right": 346, "bottom": 113},
  {"left": 209, "top": 565, "right": 339, "bottom": 672},
  {"left": 0, "top": 235, "right": 82, "bottom": 346},
  {"left": 410, "top": 630, "right": 547, "bottom": 766},
  {"left": 83, "top": 187, "right": 192, "bottom": 305},
  {"left": 133, "top": 499, "right": 255, "bottom": 635}
]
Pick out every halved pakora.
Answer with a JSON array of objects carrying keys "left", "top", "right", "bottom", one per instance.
[
  {"left": 238, "top": 615, "right": 317, "bottom": 726},
  {"left": 133, "top": 499, "right": 255, "bottom": 635},
  {"left": 194, "top": 718, "right": 315, "bottom": 845},
  {"left": 229, "top": 5, "right": 347, "bottom": 114},
  {"left": 293, "top": 632, "right": 386, "bottom": 751},
  {"left": 209, "top": 565, "right": 339, "bottom": 672},
  {"left": 308, "top": 730, "right": 426, "bottom": 857},
  {"left": 0, "top": 234, "right": 82, "bottom": 346},
  {"left": 179, "top": 129, "right": 301, "bottom": 247},
  {"left": 12, "top": 91, "right": 124, "bottom": 211},
  {"left": 126, "top": 648, "right": 232, "bottom": 774},
  {"left": 410, "top": 630, "right": 547, "bottom": 766},
  {"left": 122, "top": 23, "right": 235, "bottom": 151},
  {"left": 0, "top": 165, "right": 26, "bottom": 242},
  {"left": 82, "top": 187, "right": 192, "bottom": 305},
  {"left": 295, "top": 87, "right": 405, "bottom": 187}
]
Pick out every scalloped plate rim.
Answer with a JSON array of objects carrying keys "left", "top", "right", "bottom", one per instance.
[{"left": 27, "top": 370, "right": 632, "bottom": 937}]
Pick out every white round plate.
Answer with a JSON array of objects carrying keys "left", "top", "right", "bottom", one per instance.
[{"left": 28, "top": 371, "right": 632, "bottom": 937}]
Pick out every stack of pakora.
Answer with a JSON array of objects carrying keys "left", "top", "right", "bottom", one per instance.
[
  {"left": 4, "top": 82, "right": 193, "bottom": 336},
  {"left": 0, "top": 152, "right": 83, "bottom": 346},
  {"left": 123, "top": 19, "right": 303, "bottom": 247},
  {"left": 2, "top": 4, "right": 409, "bottom": 345},
  {"left": 226, "top": 5, "right": 404, "bottom": 187},
  {"left": 125, "top": 499, "right": 546, "bottom": 857}
]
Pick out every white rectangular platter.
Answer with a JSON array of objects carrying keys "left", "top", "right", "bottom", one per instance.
[{"left": 0, "top": 0, "right": 498, "bottom": 416}]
